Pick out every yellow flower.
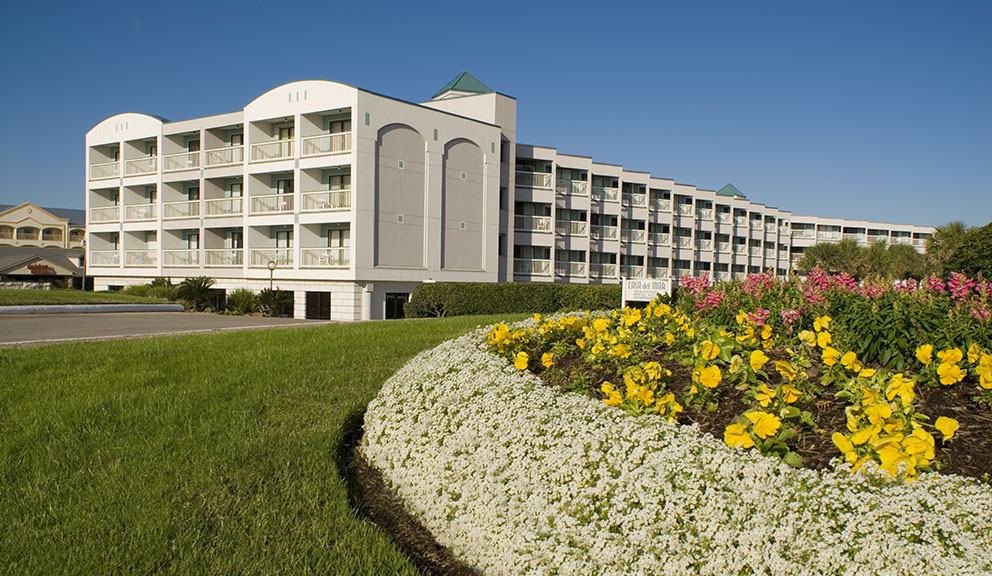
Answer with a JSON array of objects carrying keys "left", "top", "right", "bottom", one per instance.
[
  {"left": 623, "top": 307, "right": 642, "bottom": 327},
  {"left": 797, "top": 330, "right": 816, "bottom": 347},
  {"left": 514, "top": 352, "right": 529, "bottom": 370},
  {"left": 749, "top": 349, "right": 769, "bottom": 372},
  {"left": 774, "top": 360, "right": 799, "bottom": 382},
  {"left": 915, "top": 344, "right": 933, "bottom": 366},
  {"left": 576, "top": 338, "right": 586, "bottom": 350},
  {"left": 850, "top": 426, "right": 876, "bottom": 445},
  {"left": 885, "top": 373, "right": 916, "bottom": 407},
  {"left": 937, "top": 348, "right": 963, "bottom": 365},
  {"left": 968, "top": 343, "right": 981, "bottom": 364},
  {"left": 533, "top": 313, "right": 542, "bottom": 323},
  {"left": 724, "top": 423, "right": 755, "bottom": 448},
  {"left": 756, "top": 383, "right": 776, "bottom": 407},
  {"left": 736, "top": 310, "right": 749, "bottom": 325},
  {"left": 858, "top": 368, "right": 876, "bottom": 378},
  {"left": 814, "top": 316, "right": 832, "bottom": 332},
  {"left": 832, "top": 432, "right": 857, "bottom": 463},
  {"left": 936, "top": 362, "right": 965, "bottom": 385},
  {"left": 541, "top": 352, "right": 554, "bottom": 368},
  {"left": 781, "top": 384, "right": 801, "bottom": 404},
  {"left": 697, "top": 365, "right": 722, "bottom": 389},
  {"left": 821, "top": 347, "right": 840, "bottom": 367},
  {"left": 612, "top": 343, "right": 632, "bottom": 359},
  {"left": 761, "top": 325, "right": 773, "bottom": 341},
  {"left": 841, "top": 351, "right": 862, "bottom": 372},
  {"left": 865, "top": 403, "right": 892, "bottom": 426},
  {"left": 934, "top": 417, "right": 959, "bottom": 441},
  {"left": 907, "top": 428, "right": 936, "bottom": 461},
  {"left": 817, "top": 331, "right": 832, "bottom": 349},
  {"left": 601, "top": 382, "right": 622, "bottom": 406},
  {"left": 744, "top": 411, "right": 782, "bottom": 439},
  {"left": 700, "top": 340, "right": 720, "bottom": 361},
  {"left": 593, "top": 318, "right": 610, "bottom": 333}
]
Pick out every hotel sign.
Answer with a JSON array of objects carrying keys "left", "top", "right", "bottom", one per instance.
[
  {"left": 622, "top": 277, "right": 670, "bottom": 306},
  {"left": 28, "top": 263, "right": 53, "bottom": 275}
]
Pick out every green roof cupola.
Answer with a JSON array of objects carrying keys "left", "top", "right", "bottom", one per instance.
[
  {"left": 716, "top": 183, "right": 747, "bottom": 198},
  {"left": 432, "top": 71, "right": 494, "bottom": 100}
]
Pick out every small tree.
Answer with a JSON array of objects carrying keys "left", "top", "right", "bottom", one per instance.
[
  {"left": 946, "top": 221, "right": 992, "bottom": 279},
  {"left": 226, "top": 288, "right": 259, "bottom": 315},
  {"left": 258, "top": 288, "right": 293, "bottom": 317},
  {"left": 177, "top": 276, "right": 215, "bottom": 311},
  {"left": 925, "top": 221, "right": 968, "bottom": 276}
]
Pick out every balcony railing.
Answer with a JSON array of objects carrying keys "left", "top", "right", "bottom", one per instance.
[
  {"left": 843, "top": 233, "right": 865, "bottom": 241},
  {"left": 590, "top": 263, "right": 617, "bottom": 277},
  {"left": 716, "top": 212, "right": 731, "bottom": 224},
  {"left": 204, "top": 249, "right": 244, "bottom": 267},
  {"left": 250, "top": 140, "right": 293, "bottom": 162},
  {"left": 750, "top": 246, "right": 762, "bottom": 257},
  {"left": 163, "top": 151, "right": 200, "bottom": 172},
  {"left": 779, "top": 250, "right": 789, "bottom": 259},
  {"left": 868, "top": 235, "right": 889, "bottom": 245},
  {"left": 792, "top": 229, "right": 815, "bottom": 239},
  {"left": 125, "top": 204, "right": 157, "bottom": 221},
  {"left": 892, "top": 237, "right": 912, "bottom": 245},
  {"left": 205, "top": 145, "right": 244, "bottom": 166},
  {"left": 590, "top": 225, "right": 618, "bottom": 241},
  {"left": 555, "top": 261, "right": 586, "bottom": 276},
  {"left": 42, "top": 231, "right": 63, "bottom": 242},
  {"left": 912, "top": 237, "right": 927, "bottom": 247},
  {"left": 301, "top": 189, "right": 351, "bottom": 212},
  {"left": 765, "top": 223, "right": 777, "bottom": 233},
  {"left": 591, "top": 186, "right": 619, "bottom": 202},
  {"left": 205, "top": 197, "right": 243, "bottom": 217},
  {"left": 0, "top": 228, "right": 12, "bottom": 240},
  {"left": 622, "top": 193, "right": 647, "bottom": 208},
  {"left": 675, "top": 235, "right": 693, "bottom": 248},
  {"left": 621, "top": 265, "right": 646, "bottom": 278},
  {"left": 697, "top": 208, "right": 713, "bottom": 220},
  {"left": 301, "top": 247, "right": 349, "bottom": 268},
  {"left": 733, "top": 244, "right": 747, "bottom": 255},
  {"left": 515, "top": 171, "right": 552, "bottom": 189},
  {"left": 302, "top": 132, "right": 351, "bottom": 157},
  {"left": 715, "top": 242, "right": 731, "bottom": 254},
  {"left": 556, "top": 179, "right": 588, "bottom": 196},
  {"left": 163, "top": 200, "right": 199, "bottom": 219},
  {"left": 648, "top": 267, "right": 669, "bottom": 279},
  {"left": 697, "top": 239, "right": 712, "bottom": 251},
  {"left": 621, "top": 229, "right": 646, "bottom": 243},
  {"left": 163, "top": 250, "right": 199, "bottom": 267},
  {"left": 734, "top": 216, "right": 748, "bottom": 227},
  {"left": 676, "top": 203, "right": 693, "bottom": 217},
  {"left": 250, "top": 193, "right": 293, "bottom": 215},
  {"left": 648, "top": 232, "right": 670, "bottom": 246},
  {"left": 513, "top": 258, "right": 551, "bottom": 276},
  {"left": 89, "top": 250, "right": 120, "bottom": 267},
  {"left": 90, "top": 161, "right": 119, "bottom": 180},
  {"left": 250, "top": 248, "right": 292, "bottom": 267},
  {"left": 514, "top": 214, "right": 552, "bottom": 233},
  {"left": 765, "top": 248, "right": 776, "bottom": 258},
  {"left": 715, "top": 271, "right": 731, "bottom": 282},
  {"left": 125, "top": 250, "right": 157, "bottom": 267},
  {"left": 649, "top": 198, "right": 671, "bottom": 211},
  {"left": 817, "top": 231, "right": 842, "bottom": 241},
  {"left": 90, "top": 205, "right": 119, "bottom": 223},
  {"left": 18, "top": 230, "right": 39, "bottom": 241},
  {"left": 124, "top": 157, "right": 157, "bottom": 176},
  {"left": 555, "top": 220, "right": 587, "bottom": 236},
  {"left": 750, "top": 220, "right": 763, "bottom": 230},
  {"left": 778, "top": 226, "right": 790, "bottom": 235}
]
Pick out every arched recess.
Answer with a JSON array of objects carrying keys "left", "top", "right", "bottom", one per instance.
[
  {"left": 441, "top": 138, "right": 485, "bottom": 270},
  {"left": 375, "top": 124, "right": 426, "bottom": 268}
]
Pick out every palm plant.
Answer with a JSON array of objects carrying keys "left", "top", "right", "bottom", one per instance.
[{"left": 177, "top": 276, "right": 215, "bottom": 311}]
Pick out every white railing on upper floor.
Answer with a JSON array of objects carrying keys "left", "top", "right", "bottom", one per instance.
[
  {"left": 250, "top": 248, "right": 292, "bottom": 267},
  {"left": 301, "top": 247, "right": 349, "bottom": 268},
  {"left": 515, "top": 171, "right": 552, "bottom": 189},
  {"left": 89, "top": 250, "right": 120, "bottom": 267},
  {"left": 163, "top": 151, "right": 200, "bottom": 172},
  {"left": 556, "top": 180, "right": 588, "bottom": 196},
  {"left": 301, "top": 132, "right": 351, "bottom": 157},
  {"left": 204, "top": 249, "right": 244, "bottom": 267},
  {"left": 125, "top": 157, "right": 157, "bottom": 176},
  {"left": 513, "top": 258, "right": 551, "bottom": 276},
  {"left": 163, "top": 250, "right": 199, "bottom": 267},
  {"left": 204, "top": 197, "right": 243, "bottom": 217},
  {"left": 90, "top": 161, "right": 119, "bottom": 180},
  {"left": 514, "top": 214, "right": 552, "bottom": 233},
  {"left": 590, "top": 225, "right": 618, "bottom": 241},
  {"left": 301, "top": 189, "right": 351, "bottom": 212},
  {"left": 591, "top": 186, "right": 619, "bottom": 202},
  {"left": 250, "top": 140, "right": 293, "bottom": 162},
  {"left": 205, "top": 145, "right": 244, "bottom": 166},
  {"left": 90, "top": 206, "right": 119, "bottom": 223},
  {"left": 163, "top": 200, "right": 199, "bottom": 219},
  {"left": 250, "top": 194, "right": 293, "bottom": 215}
]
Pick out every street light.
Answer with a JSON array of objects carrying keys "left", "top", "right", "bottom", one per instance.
[{"left": 267, "top": 259, "right": 276, "bottom": 290}]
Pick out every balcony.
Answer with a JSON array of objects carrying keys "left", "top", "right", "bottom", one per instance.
[
  {"left": 163, "top": 250, "right": 199, "bottom": 267},
  {"left": 591, "top": 186, "right": 619, "bottom": 202},
  {"left": 125, "top": 157, "right": 157, "bottom": 176},
  {"left": 648, "top": 232, "right": 670, "bottom": 246},
  {"left": 90, "top": 161, "right": 120, "bottom": 180},
  {"left": 715, "top": 271, "right": 731, "bottom": 282},
  {"left": 301, "top": 189, "right": 351, "bottom": 212},
  {"left": 843, "top": 233, "right": 866, "bottom": 242},
  {"left": 555, "top": 261, "right": 586, "bottom": 276},
  {"left": 125, "top": 250, "right": 157, "bottom": 267},
  {"left": 749, "top": 220, "right": 762, "bottom": 230},
  {"left": 590, "top": 225, "right": 618, "bottom": 241},
  {"left": 696, "top": 239, "right": 712, "bottom": 251},
  {"left": 868, "top": 235, "right": 889, "bottom": 245},
  {"left": 716, "top": 212, "right": 731, "bottom": 224},
  {"left": 513, "top": 258, "right": 551, "bottom": 276},
  {"left": 715, "top": 242, "right": 731, "bottom": 254},
  {"left": 622, "top": 193, "right": 647, "bottom": 208},
  {"left": 912, "top": 238, "right": 926, "bottom": 247},
  {"left": 204, "top": 249, "right": 244, "bottom": 267},
  {"left": 621, "top": 229, "right": 646, "bottom": 243},
  {"left": 89, "top": 250, "right": 120, "bottom": 267},
  {"left": 205, "top": 145, "right": 244, "bottom": 167},
  {"left": 648, "top": 267, "right": 669, "bottom": 279},
  {"left": 674, "top": 235, "right": 693, "bottom": 248},
  {"left": 163, "top": 151, "right": 200, "bottom": 172},
  {"left": 125, "top": 204, "right": 157, "bottom": 221},
  {"left": 649, "top": 198, "right": 671, "bottom": 211},
  {"left": 250, "top": 194, "right": 293, "bottom": 215},
  {"left": 750, "top": 246, "right": 762, "bottom": 257},
  {"left": 733, "top": 244, "right": 747, "bottom": 256},
  {"left": 817, "top": 231, "right": 841, "bottom": 241},
  {"left": 250, "top": 140, "right": 293, "bottom": 163},
  {"left": 676, "top": 203, "right": 693, "bottom": 217},
  {"left": 590, "top": 263, "right": 617, "bottom": 277},
  {"left": 17, "top": 229, "right": 39, "bottom": 241},
  {"left": 205, "top": 197, "right": 243, "bottom": 217},
  {"left": 892, "top": 236, "right": 912, "bottom": 245},
  {"left": 764, "top": 248, "right": 776, "bottom": 258},
  {"left": 621, "top": 265, "right": 646, "bottom": 278},
  {"left": 697, "top": 208, "right": 713, "bottom": 220},
  {"left": 42, "top": 230, "right": 63, "bottom": 243},
  {"left": 734, "top": 216, "right": 748, "bottom": 227},
  {"left": 90, "top": 206, "right": 120, "bottom": 223},
  {"left": 301, "top": 247, "right": 349, "bottom": 268},
  {"left": 792, "top": 229, "right": 815, "bottom": 239},
  {"left": 514, "top": 214, "right": 552, "bottom": 233},
  {"left": 556, "top": 179, "right": 588, "bottom": 196},
  {"left": 163, "top": 200, "right": 199, "bottom": 219},
  {"left": 555, "top": 220, "right": 587, "bottom": 236},
  {"left": 515, "top": 171, "right": 552, "bottom": 189},
  {"left": 765, "top": 222, "right": 777, "bottom": 233},
  {"left": 301, "top": 133, "right": 351, "bottom": 157},
  {"left": 250, "top": 248, "right": 292, "bottom": 267},
  {"left": 778, "top": 250, "right": 789, "bottom": 259},
  {"left": 0, "top": 228, "right": 13, "bottom": 241}
]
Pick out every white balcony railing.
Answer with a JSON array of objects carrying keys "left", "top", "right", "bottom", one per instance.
[
  {"left": 125, "top": 157, "right": 157, "bottom": 176},
  {"left": 301, "top": 189, "right": 351, "bottom": 212},
  {"left": 733, "top": 244, "right": 747, "bottom": 255},
  {"left": 204, "top": 249, "right": 244, "bottom": 267},
  {"left": 622, "top": 193, "right": 647, "bottom": 208},
  {"left": 204, "top": 197, "right": 243, "bottom": 217},
  {"left": 163, "top": 250, "right": 199, "bottom": 267},
  {"left": 205, "top": 145, "right": 244, "bottom": 166},
  {"left": 697, "top": 208, "right": 713, "bottom": 220},
  {"left": 90, "top": 206, "right": 119, "bottom": 223},
  {"left": 868, "top": 235, "right": 889, "bottom": 245},
  {"left": 250, "top": 194, "right": 293, "bottom": 215},
  {"left": 555, "top": 261, "right": 586, "bottom": 276},
  {"left": 765, "top": 223, "right": 777, "bottom": 233},
  {"left": 250, "top": 248, "right": 292, "bottom": 267},
  {"left": 556, "top": 180, "right": 588, "bottom": 196},
  {"left": 649, "top": 198, "right": 671, "bottom": 211},
  {"left": 125, "top": 250, "right": 157, "bottom": 267},
  {"left": 697, "top": 239, "right": 713, "bottom": 251},
  {"left": 648, "top": 267, "right": 669, "bottom": 279},
  {"left": 90, "top": 161, "right": 119, "bottom": 180},
  {"left": 734, "top": 216, "right": 748, "bottom": 227},
  {"left": 892, "top": 236, "right": 912, "bottom": 245},
  {"left": 590, "top": 263, "right": 617, "bottom": 277},
  {"left": 590, "top": 225, "right": 618, "bottom": 240},
  {"left": 88, "top": 250, "right": 120, "bottom": 267},
  {"left": 676, "top": 203, "right": 693, "bottom": 217},
  {"left": 675, "top": 235, "right": 693, "bottom": 248},
  {"left": 779, "top": 250, "right": 790, "bottom": 259},
  {"left": 250, "top": 140, "right": 293, "bottom": 162},
  {"left": 818, "top": 231, "right": 842, "bottom": 241},
  {"left": 843, "top": 233, "right": 865, "bottom": 241},
  {"left": 301, "top": 247, "right": 349, "bottom": 268},
  {"left": 163, "top": 200, "right": 199, "bottom": 219},
  {"left": 792, "top": 229, "right": 815, "bottom": 239},
  {"left": 912, "top": 238, "right": 926, "bottom": 247},
  {"left": 515, "top": 171, "right": 552, "bottom": 189},
  {"left": 716, "top": 212, "right": 731, "bottom": 224},
  {"left": 513, "top": 258, "right": 551, "bottom": 276},
  {"left": 163, "top": 151, "right": 200, "bottom": 172},
  {"left": 648, "top": 232, "right": 671, "bottom": 246},
  {"left": 621, "top": 265, "right": 646, "bottom": 278},
  {"left": 125, "top": 204, "right": 156, "bottom": 221},
  {"left": 591, "top": 186, "right": 620, "bottom": 202},
  {"left": 765, "top": 248, "right": 776, "bottom": 258},
  {"left": 621, "top": 229, "right": 646, "bottom": 243},
  {"left": 750, "top": 219, "right": 763, "bottom": 230},
  {"left": 302, "top": 132, "right": 352, "bottom": 157},
  {"left": 715, "top": 271, "right": 731, "bottom": 282},
  {"left": 514, "top": 214, "right": 552, "bottom": 233},
  {"left": 750, "top": 246, "right": 763, "bottom": 257},
  {"left": 715, "top": 242, "right": 731, "bottom": 254},
  {"left": 555, "top": 220, "right": 588, "bottom": 236}
]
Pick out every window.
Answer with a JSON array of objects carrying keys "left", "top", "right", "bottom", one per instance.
[
  {"left": 328, "top": 173, "right": 350, "bottom": 190},
  {"left": 277, "top": 178, "right": 293, "bottom": 195},
  {"left": 278, "top": 126, "right": 294, "bottom": 140},
  {"left": 187, "top": 139, "right": 200, "bottom": 152},
  {"left": 230, "top": 182, "right": 242, "bottom": 197},
  {"left": 186, "top": 185, "right": 200, "bottom": 201},
  {"left": 148, "top": 144, "right": 157, "bottom": 156},
  {"left": 230, "top": 231, "right": 243, "bottom": 249},
  {"left": 328, "top": 227, "right": 350, "bottom": 248},
  {"left": 187, "top": 232, "right": 199, "bottom": 250},
  {"left": 230, "top": 133, "right": 243, "bottom": 146},
  {"left": 275, "top": 230, "right": 292, "bottom": 248},
  {"left": 329, "top": 119, "right": 351, "bottom": 133}
]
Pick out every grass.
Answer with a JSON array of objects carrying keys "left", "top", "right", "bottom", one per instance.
[
  {"left": 0, "top": 289, "right": 168, "bottom": 306},
  {"left": 0, "top": 314, "right": 525, "bottom": 575}
]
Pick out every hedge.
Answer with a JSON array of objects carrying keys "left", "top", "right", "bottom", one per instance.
[{"left": 404, "top": 282, "right": 621, "bottom": 318}]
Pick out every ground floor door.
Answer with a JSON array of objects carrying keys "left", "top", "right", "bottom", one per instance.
[
  {"left": 384, "top": 293, "right": 408, "bottom": 320},
  {"left": 305, "top": 291, "right": 331, "bottom": 320}
]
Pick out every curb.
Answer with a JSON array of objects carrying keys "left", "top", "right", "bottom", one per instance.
[{"left": 0, "top": 304, "right": 186, "bottom": 315}]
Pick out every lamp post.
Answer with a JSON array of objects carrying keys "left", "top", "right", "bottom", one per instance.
[{"left": 267, "top": 259, "right": 276, "bottom": 290}]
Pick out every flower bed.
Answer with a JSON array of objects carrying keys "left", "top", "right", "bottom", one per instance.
[{"left": 360, "top": 325, "right": 992, "bottom": 575}]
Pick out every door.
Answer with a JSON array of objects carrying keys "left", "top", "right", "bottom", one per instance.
[
  {"left": 385, "top": 293, "right": 408, "bottom": 320},
  {"left": 305, "top": 292, "right": 331, "bottom": 320}
]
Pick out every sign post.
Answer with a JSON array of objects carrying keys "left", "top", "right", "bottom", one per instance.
[{"left": 621, "top": 277, "right": 671, "bottom": 307}]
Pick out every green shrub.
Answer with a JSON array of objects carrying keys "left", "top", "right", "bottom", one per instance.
[
  {"left": 258, "top": 288, "right": 293, "bottom": 317},
  {"left": 226, "top": 288, "right": 259, "bottom": 315},
  {"left": 122, "top": 277, "right": 178, "bottom": 300},
  {"left": 177, "top": 277, "right": 215, "bottom": 312},
  {"left": 405, "top": 282, "right": 621, "bottom": 318}
]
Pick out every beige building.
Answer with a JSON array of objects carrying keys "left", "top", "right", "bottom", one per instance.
[
  {"left": 0, "top": 202, "right": 85, "bottom": 249},
  {"left": 85, "top": 72, "right": 934, "bottom": 320}
]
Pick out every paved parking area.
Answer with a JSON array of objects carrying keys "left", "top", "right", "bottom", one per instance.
[{"left": 0, "top": 312, "right": 330, "bottom": 347}]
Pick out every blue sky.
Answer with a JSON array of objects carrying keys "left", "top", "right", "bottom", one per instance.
[{"left": 1, "top": 0, "right": 989, "bottom": 227}]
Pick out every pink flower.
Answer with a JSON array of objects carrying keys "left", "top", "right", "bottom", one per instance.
[
  {"left": 947, "top": 272, "right": 975, "bottom": 302},
  {"left": 780, "top": 309, "right": 801, "bottom": 326},
  {"left": 925, "top": 276, "right": 946, "bottom": 294},
  {"left": 697, "top": 289, "right": 725, "bottom": 310},
  {"left": 834, "top": 273, "right": 858, "bottom": 292},
  {"left": 749, "top": 308, "right": 771, "bottom": 326},
  {"left": 971, "top": 303, "right": 990, "bottom": 322}
]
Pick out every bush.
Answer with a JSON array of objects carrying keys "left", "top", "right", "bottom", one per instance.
[
  {"left": 258, "top": 288, "right": 293, "bottom": 317},
  {"left": 176, "top": 276, "right": 215, "bottom": 312},
  {"left": 122, "top": 277, "right": 178, "bottom": 301},
  {"left": 947, "top": 221, "right": 992, "bottom": 279},
  {"left": 404, "top": 282, "right": 621, "bottom": 318},
  {"left": 226, "top": 288, "right": 259, "bottom": 315}
]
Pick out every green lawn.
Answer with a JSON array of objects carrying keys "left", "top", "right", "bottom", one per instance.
[
  {"left": 0, "top": 289, "right": 168, "bottom": 306},
  {"left": 0, "top": 314, "right": 524, "bottom": 575}
]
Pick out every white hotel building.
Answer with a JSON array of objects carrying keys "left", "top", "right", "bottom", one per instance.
[{"left": 85, "top": 72, "right": 934, "bottom": 320}]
